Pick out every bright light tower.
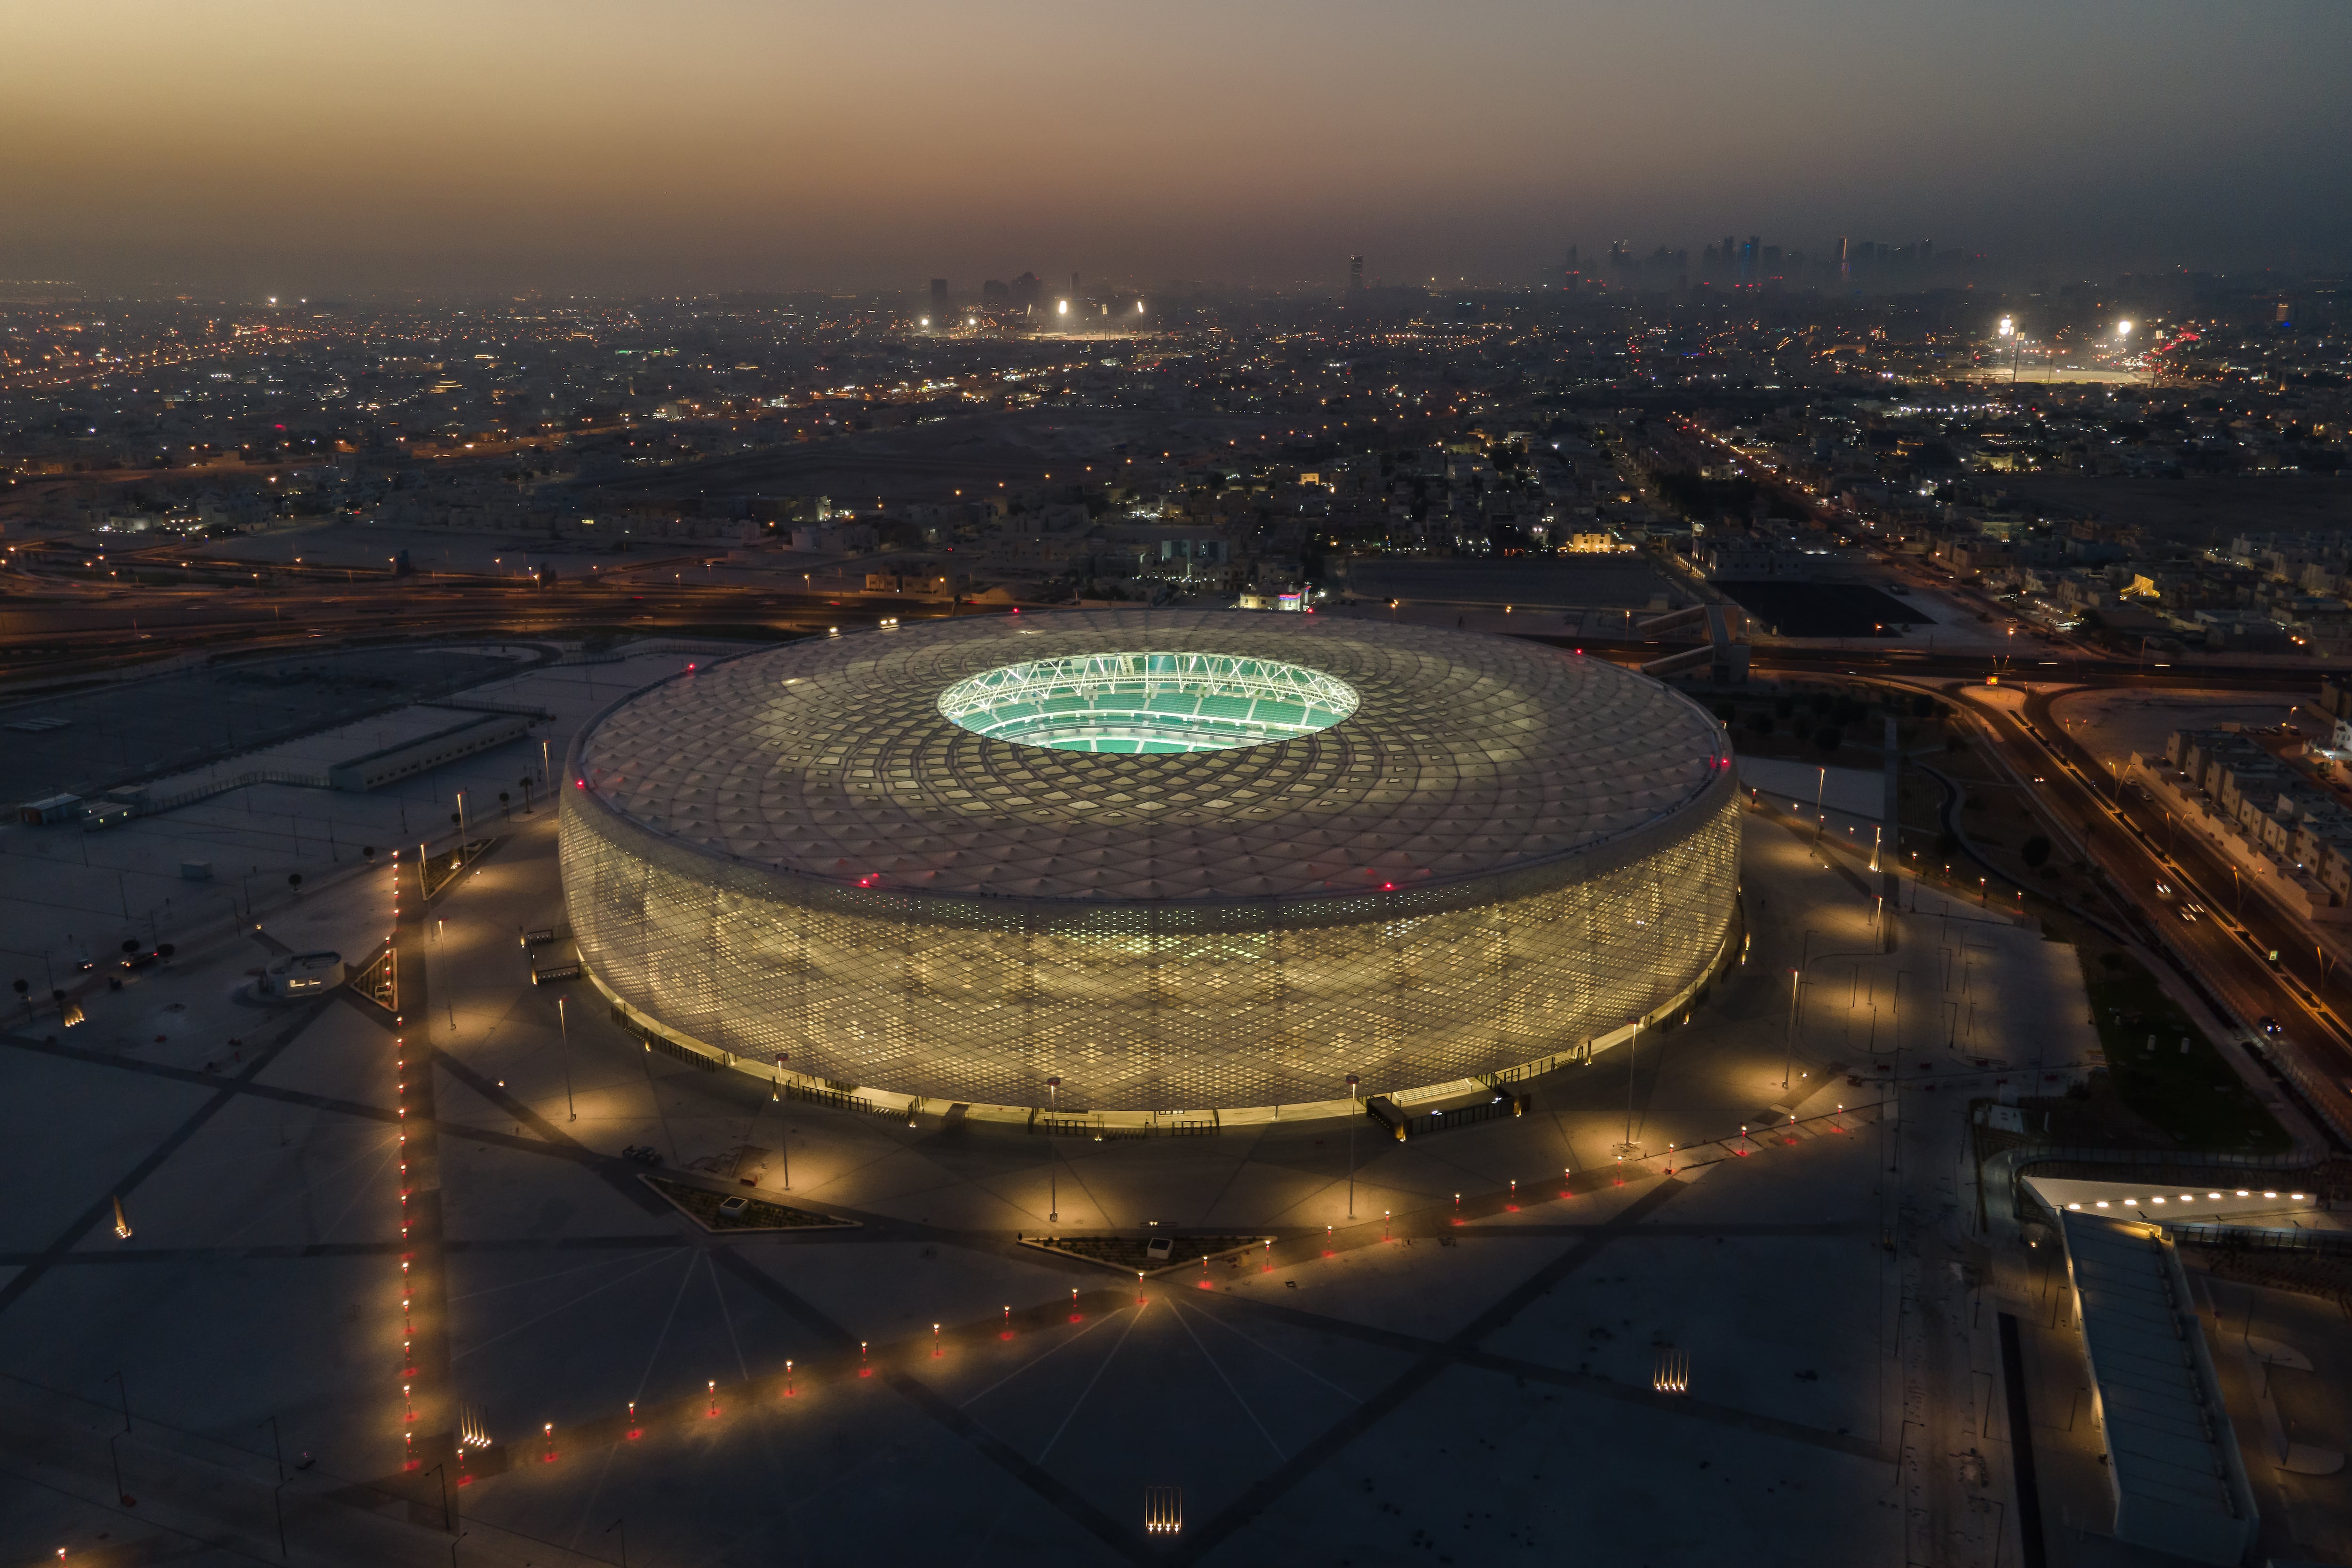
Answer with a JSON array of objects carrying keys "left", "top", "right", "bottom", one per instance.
[
  {"left": 918, "top": 316, "right": 930, "bottom": 328},
  {"left": 1057, "top": 299, "right": 1069, "bottom": 316},
  {"left": 1997, "top": 315, "right": 2022, "bottom": 386}
]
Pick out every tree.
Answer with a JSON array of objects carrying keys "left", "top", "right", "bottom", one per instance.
[
  {"left": 2021, "top": 834, "right": 2052, "bottom": 869},
  {"left": 1712, "top": 702, "right": 1736, "bottom": 726},
  {"left": 363, "top": 846, "right": 377, "bottom": 863},
  {"left": 1910, "top": 693, "right": 1936, "bottom": 719},
  {"left": 287, "top": 873, "right": 303, "bottom": 894},
  {"left": 11, "top": 979, "right": 26, "bottom": 1011},
  {"left": 1746, "top": 712, "right": 1775, "bottom": 738},
  {"left": 1813, "top": 725, "right": 1843, "bottom": 756},
  {"left": 499, "top": 791, "right": 511, "bottom": 817},
  {"left": 121, "top": 939, "right": 139, "bottom": 956}
]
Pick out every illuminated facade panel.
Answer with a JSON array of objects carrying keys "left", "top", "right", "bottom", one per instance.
[{"left": 562, "top": 611, "right": 1740, "bottom": 1111}]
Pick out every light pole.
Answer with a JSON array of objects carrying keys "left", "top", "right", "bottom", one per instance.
[
  {"left": 1998, "top": 315, "right": 2020, "bottom": 387},
  {"left": 556, "top": 996, "right": 574, "bottom": 1120},
  {"left": 1046, "top": 1077, "right": 1060, "bottom": 1222},
  {"left": 1622, "top": 1015, "right": 1639, "bottom": 1155},
  {"left": 773, "top": 1052, "right": 792, "bottom": 1188},
  {"left": 1784, "top": 968, "right": 1800, "bottom": 1090},
  {"left": 1345, "top": 1073, "right": 1360, "bottom": 1219}
]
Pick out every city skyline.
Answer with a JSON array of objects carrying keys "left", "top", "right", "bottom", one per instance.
[{"left": 4, "top": 0, "right": 2348, "bottom": 295}]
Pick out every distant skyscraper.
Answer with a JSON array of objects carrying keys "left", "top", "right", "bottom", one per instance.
[
  {"left": 1837, "top": 237, "right": 1851, "bottom": 286},
  {"left": 983, "top": 279, "right": 1009, "bottom": 304},
  {"left": 1010, "top": 272, "right": 1041, "bottom": 310},
  {"left": 1349, "top": 254, "right": 1366, "bottom": 292},
  {"left": 1739, "top": 236, "right": 1758, "bottom": 285},
  {"left": 929, "top": 278, "right": 948, "bottom": 319},
  {"left": 1071, "top": 271, "right": 1081, "bottom": 295}
]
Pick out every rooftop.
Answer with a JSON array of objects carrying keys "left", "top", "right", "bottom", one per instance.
[
  {"left": 572, "top": 610, "right": 1730, "bottom": 905},
  {"left": 2060, "top": 1210, "right": 2257, "bottom": 1544}
]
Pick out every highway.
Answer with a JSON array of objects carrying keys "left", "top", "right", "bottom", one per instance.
[{"left": 1940, "top": 676, "right": 2352, "bottom": 1138}]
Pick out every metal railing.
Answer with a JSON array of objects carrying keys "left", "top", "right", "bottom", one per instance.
[
  {"left": 2170, "top": 1222, "right": 2352, "bottom": 1257},
  {"left": 2259, "top": 1040, "right": 2352, "bottom": 1149}
]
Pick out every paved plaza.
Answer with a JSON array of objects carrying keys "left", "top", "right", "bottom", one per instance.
[{"left": 0, "top": 645, "right": 2127, "bottom": 1567}]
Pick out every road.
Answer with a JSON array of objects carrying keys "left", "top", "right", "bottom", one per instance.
[{"left": 1947, "top": 678, "right": 2352, "bottom": 1128}]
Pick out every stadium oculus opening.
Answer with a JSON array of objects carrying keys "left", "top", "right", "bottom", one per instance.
[{"left": 936, "top": 650, "right": 1359, "bottom": 754}]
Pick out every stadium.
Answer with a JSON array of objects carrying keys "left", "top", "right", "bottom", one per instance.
[{"left": 559, "top": 610, "right": 1742, "bottom": 1117}]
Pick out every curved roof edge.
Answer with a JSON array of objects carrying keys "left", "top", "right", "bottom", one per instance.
[{"left": 562, "top": 725, "right": 1738, "bottom": 931}]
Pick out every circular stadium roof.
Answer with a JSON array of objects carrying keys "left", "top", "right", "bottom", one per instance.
[{"left": 574, "top": 610, "right": 1731, "bottom": 907}]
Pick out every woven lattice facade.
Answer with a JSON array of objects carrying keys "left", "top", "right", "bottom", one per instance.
[{"left": 561, "top": 611, "right": 1740, "bottom": 1111}]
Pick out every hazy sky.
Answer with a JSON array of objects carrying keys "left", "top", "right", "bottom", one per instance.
[{"left": 5, "top": 0, "right": 2348, "bottom": 296}]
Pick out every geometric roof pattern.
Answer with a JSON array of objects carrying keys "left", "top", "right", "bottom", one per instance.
[{"left": 576, "top": 609, "right": 1730, "bottom": 906}]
